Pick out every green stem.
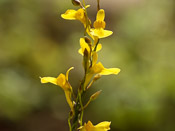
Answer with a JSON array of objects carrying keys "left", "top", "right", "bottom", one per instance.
[
  {"left": 71, "top": 78, "right": 86, "bottom": 131},
  {"left": 78, "top": 91, "right": 84, "bottom": 126},
  {"left": 93, "top": 38, "right": 100, "bottom": 52},
  {"left": 68, "top": 113, "right": 72, "bottom": 131},
  {"left": 83, "top": 0, "right": 90, "bottom": 36}
]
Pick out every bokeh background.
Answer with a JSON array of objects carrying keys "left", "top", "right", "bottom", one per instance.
[{"left": 0, "top": 0, "right": 175, "bottom": 130}]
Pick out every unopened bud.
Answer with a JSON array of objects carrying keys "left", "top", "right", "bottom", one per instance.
[
  {"left": 83, "top": 48, "right": 89, "bottom": 72},
  {"left": 71, "top": 0, "right": 81, "bottom": 6},
  {"left": 90, "top": 90, "right": 102, "bottom": 101},
  {"left": 94, "top": 74, "right": 101, "bottom": 81},
  {"left": 84, "top": 36, "right": 91, "bottom": 44}
]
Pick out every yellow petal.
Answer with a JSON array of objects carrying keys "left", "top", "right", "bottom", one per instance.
[
  {"left": 64, "top": 90, "right": 74, "bottom": 112},
  {"left": 91, "top": 62, "right": 104, "bottom": 74},
  {"left": 87, "top": 27, "right": 95, "bottom": 40},
  {"left": 93, "top": 20, "right": 106, "bottom": 29},
  {"left": 66, "top": 67, "right": 74, "bottom": 81},
  {"left": 75, "top": 9, "right": 85, "bottom": 21},
  {"left": 40, "top": 77, "right": 57, "bottom": 85},
  {"left": 57, "top": 73, "right": 66, "bottom": 87},
  {"left": 95, "top": 121, "right": 111, "bottom": 130},
  {"left": 79, "top": 121, "right": 111, "bottom": 131},
  {"left": 100, "top": 68, "right": 120, "bottom": 75},
  {"left": 79, "top": 121, "right": 93, "bottom": 131},
  {"left": 61, "top": 9, "right": 77, "bottom": 20},
  {"left": 85, "top": 5, "right": 90, "bottom": 8},
  {"left": 91, "top": 28, "right": 113, "bottom": 38},
  {"left": 92, "top": 43, "right": 102, "bottom": 52},
  {"left": 96, "top": 9, "right": 105, "bottom": 21},
  {"left": 78, "top": 38, "right": 90, "bottom": 55},
  {"left": 92, "top": 52, "right": 98, "bottom": 67},
  {"left": 96, "top": 43, "right": 102, "bottom": 52},
  {"left": 84, "top": 73, "right": 93, "bottom": 88},
  {"left": 78, "top": 48, "right": 84, "bottom": 55}
]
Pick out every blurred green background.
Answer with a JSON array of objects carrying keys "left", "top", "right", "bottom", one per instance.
[{"left": 0, "top": 0, "right": 175, "bottom": 130}]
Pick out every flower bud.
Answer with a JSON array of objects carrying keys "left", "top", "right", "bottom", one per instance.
[
  {"left": 71, "top": 0, "right": 81, "bottom": 6},
  {"left": 90, "top": 90, "right": 102, "bottom": 101},
  {"left": 83, "top": 48, "right": 89, "bottom": 72},
  {"left": 93, "top": 74, "right": 101, "bottom": 81},
  {"left": 84, "top": 36, "right": 91, "bottom": 44}
]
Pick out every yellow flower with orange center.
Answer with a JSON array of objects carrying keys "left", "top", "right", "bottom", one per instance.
[{"left": 90, "top": 9, "right": 113, "bottom": 38}]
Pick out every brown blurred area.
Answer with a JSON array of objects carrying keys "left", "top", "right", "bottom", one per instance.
[{"left": 0, "top": 0, "right": 175, "bottom": 130}]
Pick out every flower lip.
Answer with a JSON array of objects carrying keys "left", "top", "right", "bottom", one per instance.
[{"left": 94, "top": 20, "right": 106, "bottom": 29}]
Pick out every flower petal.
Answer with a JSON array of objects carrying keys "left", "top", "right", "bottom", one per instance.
[
  {"left": 96, "top": 9, "right": 105, "bottom": 21},
  {"left": 91, "top": 62, "right": 104, "bottom": 74},
  {"left": 91, "top": 28, "right": 113, "bottom": 38},
  {"left": 57, "top": 73, "right": 66, "bottom": 87},
  {"left": 64, "top": 90, "right": 74, "bottom": 112},
  {"left": 40, "top": 77, "right": 58, "bottom": 85},
  {"left": 95, "top": 121, "right": 111, "bottom": 130},
  {"left": 75, "top": 9, "right": 85, "bottom": 22},
  {"left": 92, "top": 52, "right": 98, "bottom": 67},
  {"left": 78, "top": 38, "right": 90, "bottom": 55},
  {"left": 79, "top": 121, "right": 111, "bottom": 131},
  {"left": 61, "top": 9, "right": 77, "bottom": 20},
  {"left": 85, "top": 5, "right": 90, "bottom": 8},
  {"left": 100, "top": 68, "right": 120, "bottom": 75},
  {"left": 66, "top": 67, "right": 74, "bottom": 80},
  {"left": 93, "top": 43, "right": 102, "bottom": 52}
]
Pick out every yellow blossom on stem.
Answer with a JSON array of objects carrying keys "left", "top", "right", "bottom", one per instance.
[
  {"left": 40, "top": 67, "right": 74, "bottom": 112},
  {"left": 84, "top": 52, "right": 120, "bottom": 88},
  {"left": 79, "top": 121, "right": 111, "bottom": 131},
  {"left": 90, "top": 9, "right": 113, "bottom": 38},
  {"left": 61, "top": 5, "right": 90, "bottom": 27},
  {"left": 78, "top": 38, "right": 102, "bottom": 56}
]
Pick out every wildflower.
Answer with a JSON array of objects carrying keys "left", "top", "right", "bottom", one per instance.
[
  {"left": 79, "top": 121, "right": 111, "bottom": 131},
  {"left": 61, "top": 5, "right": 90, "bottom": 26},
  {"left": 84, "top": 52, "right": 120, "bottom": 87},
  {"left": 90, "top": 9, "right": 113, "bottom": 38},
  {"left": 78, "top": 38, "right": 102, "bottom": 56},
  {"left": 40, "top": 67, "right": 74, "bottom": 112}
]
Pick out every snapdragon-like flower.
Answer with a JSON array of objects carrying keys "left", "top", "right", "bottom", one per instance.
[
  {"left": 40, "top": 67, "right": 74, "bottom": 112},
  {"left": 79, "top": 121, "right": 111, "bottom": 131},
  {"left": 78, "top": 37, "right": 102, "bottom": 56},
  {"left": 85, "top": 52, "right": 120, "bottom": 87},
  {"left": 90, "top": 9, "right": 113, "bottom": 38},
  {"left": 61, "top": 5, "right": 90, "bottom": 27}
]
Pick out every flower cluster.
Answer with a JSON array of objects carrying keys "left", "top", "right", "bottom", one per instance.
[{"left": 40, "top": 0, "right": 120, "bottom": 131}]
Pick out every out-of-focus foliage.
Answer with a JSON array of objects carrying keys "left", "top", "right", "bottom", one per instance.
[{"left": 0, "top": 0, "right": 175, "bottom": 130}]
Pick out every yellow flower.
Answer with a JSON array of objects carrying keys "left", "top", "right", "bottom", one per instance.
[
  {"left": 61, "top": 5, "right": 90, "bottom": 26},
  {"left": 78, "top": 38, "right": 102, "bottom": 56},
  {"left": 90, "top": 9, "right": 113, "bottom": 38},
  {"left": 40, "top": 67, "right": 74, "bottom": 111},
  {"left": 91, "top": 62, "right": 120, "bottom": 75},
  {"left": 79, "top": 121, "right": 111, "bottom": 131},
  {"left": 78, "top": 38, "right": 91, "bottom": 56},
  {"left": 84, "top": 52, "right": 120, "bottom": 87}
]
